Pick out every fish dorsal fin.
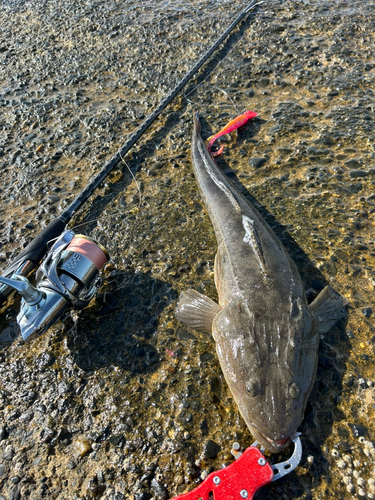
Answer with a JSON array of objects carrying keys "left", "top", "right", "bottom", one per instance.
[
  {"left": 310, "top": 285, "right": 348, "bottom": 334},
  {"left": 175, "top": 289, "right": 222, "bottom": 334}
]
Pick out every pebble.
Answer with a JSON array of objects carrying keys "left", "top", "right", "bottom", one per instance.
[
  {"left": 351, "top": 424, "right": 368, "bottom": 438},
  {"left": 258, "top": 78, "right": 270, "bottom": 88},
  {"left": 345, "top": 159, "right": 362, "bottom": 169},
  {"left": 350, "top": 183, "right": 363, "bottom": 193},
  {"left": 203, "top": 440, "right": 221, "bottom": 459},
  {"left": 1, "top": 445, "right": 14, "bottom": 461},
  {"left": 249, "top": 157, "right": 267, "bottom": 168},
  {"left": 362, "top": 307, "right": 373, "bottom": 318},
  {"left": 177, "top": 329, "right": 196, "bottom": 341},
  {"left": 73, "top": 437, "right": 92, "bottom": 457},
  {"left": 134, "top": 494, "right": 151, "bottom": 500},
  {"left": 199, "top": 352, "right": 214, "bottom": 363},
  {"left": 150, "top": 478, "right": 168, "bottom": 499},
  {"left": 350, "top": 170, "right": 369, "bottom": 178}
]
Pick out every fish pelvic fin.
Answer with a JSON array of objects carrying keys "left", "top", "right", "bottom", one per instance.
[
  {"left": 175, "top": 289, "right": 222, "bottom": 334},
  {"left": 310, "top": 285, "right": 348, "bottom": 334}
]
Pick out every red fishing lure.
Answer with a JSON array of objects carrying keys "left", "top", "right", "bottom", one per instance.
[{"left": 205, "top": 110, "right": 258, "bottom": 157}]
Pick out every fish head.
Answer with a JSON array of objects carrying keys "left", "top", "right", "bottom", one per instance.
[{"left": 212, "top": 296, "right": 319, "bottom": 453}]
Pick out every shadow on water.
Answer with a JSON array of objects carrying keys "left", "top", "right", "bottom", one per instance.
[
  {"left": 0, "top": 298, "right": 21, "bottom": 348},
  {"left": 0, "top": 270, "right": 177, "bottom": 379},
  {"left": 211, "top": 142, "right": 350, "bottom": 498},
  {"left": 64, "top": 269, "right": 177, "bottom": 375}
]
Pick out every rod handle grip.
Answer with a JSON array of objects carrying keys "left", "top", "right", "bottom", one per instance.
[{"left": 0, "top": 218, "right": 66, "bottom": 306}]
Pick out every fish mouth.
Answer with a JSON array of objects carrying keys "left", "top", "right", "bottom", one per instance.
[
  {"left": 263, "top": 434, "right": 291, "bottom": 451},
  {"left": 250, "top": 425, "right": 291, "bottom": 453}
]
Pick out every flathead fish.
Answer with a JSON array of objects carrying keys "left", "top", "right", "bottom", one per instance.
[{"left": 176, "top": 111, "right": 347, "bottom": 453}]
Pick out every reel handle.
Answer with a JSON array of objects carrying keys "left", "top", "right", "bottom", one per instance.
[
  {"left": 0, "top": 218, "right": 67, "bottom": 307},
  {"left": 0, "top": 275, "right": 43, "bottom": 305}
]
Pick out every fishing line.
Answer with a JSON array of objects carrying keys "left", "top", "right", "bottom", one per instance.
[
  {"left": 119, "top": 153, "right": 143, "bottom": 207},
  {"left": 212, "top": 86, "right": 242, "bottom": 115},
  {"left": 183, "top": 36, "right": 249, "bottom": 102},
  {"left": 44, "top": 219, "right": 100, "bottom": 249}
]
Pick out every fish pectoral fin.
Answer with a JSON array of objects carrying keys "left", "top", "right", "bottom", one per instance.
[
  {"left": 175, "top": 289, "right": 222, "bottom": 334},
  {"left": 310, "top": 285, "right": 348, "bottom": 334}
]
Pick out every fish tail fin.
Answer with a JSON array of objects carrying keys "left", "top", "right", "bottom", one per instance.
[{"left": 193, "top": 110, "right": 201, "bottom": 134}]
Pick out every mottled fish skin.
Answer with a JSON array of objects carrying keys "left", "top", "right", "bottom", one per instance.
[{"left": 188, "top": 111, "right": 320, "bottom": 452}]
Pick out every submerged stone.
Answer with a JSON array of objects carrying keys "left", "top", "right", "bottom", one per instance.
[{"left": 249, "top": 157, "right": 267, "bottom": 168}]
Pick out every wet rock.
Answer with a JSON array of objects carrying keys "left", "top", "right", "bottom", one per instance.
[
  {"left": 47, "top": 194, "right": 60, "bottom": 203},
  {"left": 350, "top": 424, "right": 367, "bottom": 438},
  {"left": 1, "top": 445, "right": 14, "bottom": 461},
  {"left": 73, "top": 436, "right": 92, "bottom": 457},
  {"left": 35, "top": 352, "right": 55, "bottom": 369},
  {"left": 258, "top": 78, "right": 270, "bottom": 88},
  {"left": 349, "top": 170, "right": 369, "bottom": 178},
  {"left": 108, "top": 434, "right": 124, "bottom": 446},
  {"left": 0, "top": 427, "right": 7, "bottom": 441},
  {"left": 86, "top": 475, "right": 106, "bottom": 497},
  {"left": 345, "top": 159, "right": 362, "bottom": 169},
  {"left": 1, "top": 0, "right": 375, "bottom": 498},
  {"left": 199, "top": 352, "right": 214, "bottom": 363},
  {"left": 19, "top": 411, "right": 34, "bottom": 422},
  {"left": 362, "top": 307, "right": 373, "bottom": 318},
  {"left": 203, "top": 440, "right": 221, "bottom": 459},
  {"left": 249, "top": 157, "right": 267, "bottom": 168},
  {"left": 350, "top": 183, "right": 362, "bottom": 193},
  {"left": 134, "top": 494, "right": 152, "bottom": 500},
  {"left": 7, "top": 488, "right": 20, "bottom": 500},
  {"left": 34, "top": 403, "right": 47, "bottom": 414},
  {"left": 317, "top": 136, "right": 335, "bottom": 146},
  {"left": 150, "top": 478, "right": 168, "bottom": 499},
  {"left": 177, "top": 329, "right": 196, "bottom": 341}
]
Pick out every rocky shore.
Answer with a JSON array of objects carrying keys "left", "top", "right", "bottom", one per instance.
[{"left": 1, "top": 0, "right": 375, "bottom": 498}]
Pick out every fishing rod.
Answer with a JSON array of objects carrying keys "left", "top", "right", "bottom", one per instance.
[{"left": 0, "top": 0, "right": 263, "bottom": 342}]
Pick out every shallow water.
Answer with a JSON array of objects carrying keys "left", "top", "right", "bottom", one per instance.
[{"left": 1, "top": 0, "right": 375, "bottom": 499}]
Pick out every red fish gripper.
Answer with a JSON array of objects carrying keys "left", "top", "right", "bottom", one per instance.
[
  {"left": 171, "top": 435, "right": 303, "bottom": 500},
  {"left": 170, "top": 445, "right": 273, "bottom": 500}
]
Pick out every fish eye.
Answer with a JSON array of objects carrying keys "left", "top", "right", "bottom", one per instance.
[{"left": 246, "top": 380, "right": 261, "bottom": 397}]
